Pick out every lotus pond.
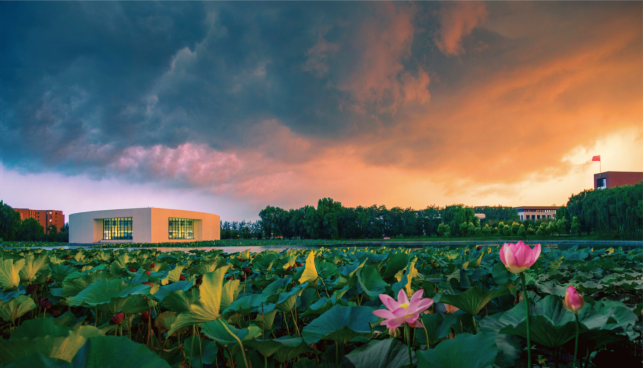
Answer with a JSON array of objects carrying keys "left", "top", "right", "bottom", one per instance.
[{"left": 0, "top": 245, "right": 641, "bottom": 368}]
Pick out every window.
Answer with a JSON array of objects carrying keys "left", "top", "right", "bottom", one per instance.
[
  {"left": 596, "top": 178, "right": 607, "bottom": 189},
  {"left": 169, "top": 218, "right": 195, "bottom": 239},
  {"left": 103, "top": 217, "right": 133, "bottom": 240}
]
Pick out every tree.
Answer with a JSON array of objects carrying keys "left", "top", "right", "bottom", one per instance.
[
  {"left": 503, "top": 224, "right": 511, "bottom": 236},
  {"left": 46, "top": 225, "right": 58, "bottom": 242},
  {"left": 0, "top": 201, "right": 21, "bottom": 241},
  {"left": 536, "top": 228, "right": 544, "bottom": 237},
  {"left": 571, "top": 216, "right": 581, "bottom": 235},
  {"left": 511, "top": 222, "right": 520, "bottom": 235},
  {"left": 492, "top": 227, "right": 498, "bottom": 235},
  {"left": 17, "top": 218, "right": 44, "bottom": 241},
  {"left": 467, "top": 222, "right": 476, "bottom": 236},
  {"left": 437, "top": 223, "right": 446, "bottom": 237},
  {"left": 556, "top": 219, "right": 568, "bottom": 235},
  {"left": 442, "top": 224, "right": 451, "bottom": 237},
  {"left": 547, "top": 221, "right": 557, "bottom": 235},
  {"left": 517, "top": 224, "right": 527, "bottom": 237},
  {"left": 527, "top": 225, "right": 536, "bottom": 236},
  {"left": 459, "top": 222, "right": 468, "bottom": 236},
  {"left": 482, "top": 225, "right": 491, "bottom": 236}
]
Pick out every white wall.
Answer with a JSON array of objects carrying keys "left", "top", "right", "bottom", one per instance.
[{"left": 69, "top": 208, "right": 152, "bottom": 244}]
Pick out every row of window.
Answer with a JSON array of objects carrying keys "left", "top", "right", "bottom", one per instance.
[
  {"left": 102, "top": 217, "right": 195, "bottom": 240},
  {"left": 520, "top": 214, "right": 553, "bottom": 221}
]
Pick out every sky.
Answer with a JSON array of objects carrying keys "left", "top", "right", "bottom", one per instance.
[{"left": 1, "top": 1, "right": 642, "bottom": 221}]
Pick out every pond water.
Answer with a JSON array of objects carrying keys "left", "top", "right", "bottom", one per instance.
[{"left": 4, "top": 241, "right": 641, "bottom": 253}]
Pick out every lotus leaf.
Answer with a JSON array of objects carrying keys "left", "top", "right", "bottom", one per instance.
[
  {"left": 417, "top": 332, "right": 498, "bottom": 368},
  {"left": 302, "top": 305, "right": 378, "bottom": 345}
]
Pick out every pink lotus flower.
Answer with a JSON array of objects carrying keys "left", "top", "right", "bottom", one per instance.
[
  {"left": 500, "top": 241, "right": 541, "bottom": 274},
  {"left": 373, "top": 289, "right": 434, "bottom": 329},
  {"left": 563, "top": 286, "right": 585, "bottom": 314}
]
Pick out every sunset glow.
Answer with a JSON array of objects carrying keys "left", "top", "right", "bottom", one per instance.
[{"left": 1, "top": 1, "right": 642, "bottom": 220}]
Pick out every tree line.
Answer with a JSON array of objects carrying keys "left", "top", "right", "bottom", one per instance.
[
  {"left": 564, "top": 182, "right": 642, "bottom": 239},
  {"left": 0, "top": 201, "right": 69, "bottom": 242}
]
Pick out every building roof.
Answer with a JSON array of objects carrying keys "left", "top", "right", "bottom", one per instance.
[{"left": 515, "top": 206, "right": 560, "bottom": 211}]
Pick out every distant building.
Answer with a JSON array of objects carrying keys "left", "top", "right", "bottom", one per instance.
[
  {"left": 69, "top": 207, "right": 220, "bottom": 244},
  {"left": 14, "top": 208, "right": 65, "bottom": 231},
  {"left": 515, "top": 206, "right": 558, "bottom": 222},
  {"left": 594, "top": 171, "right": 643, "bottom": 190},
  {"left": 474, "top": 213, "right": 486, "bottom": 220}
]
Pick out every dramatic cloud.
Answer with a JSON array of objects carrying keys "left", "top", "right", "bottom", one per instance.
[
  {"left": 0, "top": 1, "right": 641, "bottom": 220},
  {"left": 435, "top": 2, "right": 487, "bottom": 56}
]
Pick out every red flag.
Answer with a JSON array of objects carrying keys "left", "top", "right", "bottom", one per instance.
[{"left": 592, "top": 155, "right": 601, "bottom": 162}]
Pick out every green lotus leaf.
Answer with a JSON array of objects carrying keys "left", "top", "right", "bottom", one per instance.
[
  {"left": 11, "top": 317, "right": 72, "bottom": 340},
  {"left": 0, "top": 288, "right": 25, "bottom": 302},
  {"left": 201, "top": 318, "right": 262, "bottom": 346},
  {"left": 166, "top": 265, "right": 229, "bottom": 337},
  {"left": 220, "top": 279, "right": 241, "bottom": 310},
  {"left": 383, "top": 253, "right": 409, "bottom": 279},
  {"left": 62, "top": 271, "right": 111, "bottom": 297},
  {"left": 251, "top": 252, "right": 278, "bottom": 272},
  {"left": 154, "top": 311, "right": 178, "bottom": 335},
  {"left": 49, "top": 263, "right": 78, "bottom": 283},
  {"left": 437, "top": 286, "right": 510, "bottom": 316},
  {"left": 66, "top": 278, "right": 151, "bottom": 307},
  {"left": 498, "top": 295, "right": 589, "bottom": 348},
  {"left": 160, "top": 289, "right": 199, "bottom": 313},
  {"left": 161, "top": 264, "right": 186, "bottom": 285},
  {"left": 224, "top": 294, "right": 269, "bottom": 315},
  {"left": 19, "top": 254, "right": 49, "bottom": 283},
  {"left": 63, "top": 265, "right": 107, "bottom": 282},
  {"left": 356, "top": 265, "right": 388, "bottom": 301},
  {"left": 415, "top": 313, "right": 445, "bottom": 346},
  {"left": 417, "top": 332, "right": 498, "bottom": 368},
  {"left": 184, "top": 334, "right": 218, "bottom": 366},
  {"left": 6, "top": 354, "right": 70, "bottom": 368},
  {"left": 391, "top": 258, "right": 419, "bottom": 297},
  {"left": 151, "top": 279, "right": 194, "bottom": 303},
  {"left": 253, "top": 306, "right": 278, "bottom": 330},
  {"left": 491, "top": 262, "right": 517, "bottom": 285},
  {"left": 0, "top": 329, "right": 88, "bottom": 364},
  {"left": 302, "top": 305, "right": 378, "bottom": 345},
  {"left": 316, "top": 261, "right": 339, "bottom": 279},
  {"left": 0, "top": 259, "right": 24, "bottom": 290},
  {"left": 246, "top": 336, "right": 312, "bottom": 362},
  {"left": 298, "top": 251, "right": 318, "bottom": 285},
  {"left": 276, "top": 283, "right": 307, "bottom": 312},
  {"left": 479, "top": 313, "right": 523, "bottom": 368},
  {"left": 0, "top": 294, "right": 37, "bottom": 322},
  {"left": 98, "top": 294, "right": 150, "bottom": 315},
  {"left": 337, "top": 261, "right": 366, "bottom": 288},
  {"left": 71, "top": 336, "right": 170, "bottom": 368},
  {"left": 345, "top": 338, "right": 414, "bottom": 368}
]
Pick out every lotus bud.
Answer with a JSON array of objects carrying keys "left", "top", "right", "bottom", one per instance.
[
  {"left": 110, "top": 312, "right": 125, "bottom": 325},
  {"left": 179, "top": 274, "right": 186, "bottom": 281},
  {"left": 563, "top": 286, "right": 584, "bottom": 314},
  {"left": 141, "top": 311, "right": 150, "bottom": 322},
  {"left": 128, "top": 268, "right": 136, "bottom": 273},
  {"left": 145, "top": 271, "right": 151, "bottom": 276},
  {"left": 150, "top": 263, "right": 156, "bottom": 269},
  {"left": 26, "top": 284, "right": 37, "bottom": 293}
]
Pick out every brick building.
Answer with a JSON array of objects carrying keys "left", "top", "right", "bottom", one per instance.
[
  {"left": 594, "top": 171, "right": 643, "bottom": 190},
  {"left": 14, "top": 209, "right": 65, "bottom": 231}
]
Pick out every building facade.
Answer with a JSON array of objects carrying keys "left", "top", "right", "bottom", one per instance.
[
  {"left": 14, "top": 208, "right": 65, "bottom": 231},
  {"left": 594, "top": 171, "right": 643, "bottom": 190},
  {"left": 515, "top": 206, "right": 559, "bottom": 222},
  {"left": 69, "top": 208, "right": 220, "bottom": 244}
]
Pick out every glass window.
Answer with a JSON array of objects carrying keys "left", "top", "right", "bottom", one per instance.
[
  {"left": 169, "top": 218, "right": 195, "bottom": 239},
  {"left": 103, "top": 217, "right": 133, "bottom": 240}
]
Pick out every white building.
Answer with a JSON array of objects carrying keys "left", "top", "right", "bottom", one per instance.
[
  {"left": 515, "top": 206, "right": 559, "bottom": 222},
  {"left": 69, "top": 207, "right": 220, "bottom": 244}
]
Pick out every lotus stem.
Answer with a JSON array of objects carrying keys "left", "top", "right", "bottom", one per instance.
[
  {"left": 405, "top": 324, "right": 413, "bottom": 367},
  {"left": 520, "top": 272, "right": 531, "bottom": 368},
  {"left": 219, "top": 319, "right": 249, "bottom": 368},
  {"left": 572, "top": 314, "right": 579, "bottom": 368},
  {"left": 472, "top": 314, "right": 477, "bottom": 335},
  {"left": 291, "top": 310, "right": 300, "bottom": 336}
]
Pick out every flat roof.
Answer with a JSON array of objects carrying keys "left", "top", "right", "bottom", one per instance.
[{"left": 515, "top": 206, "right": 560, "bottom": 210}]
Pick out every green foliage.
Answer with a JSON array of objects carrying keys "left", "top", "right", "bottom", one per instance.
[{"left": 0, "top": 243, "right": 640, "bottom": 367}]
